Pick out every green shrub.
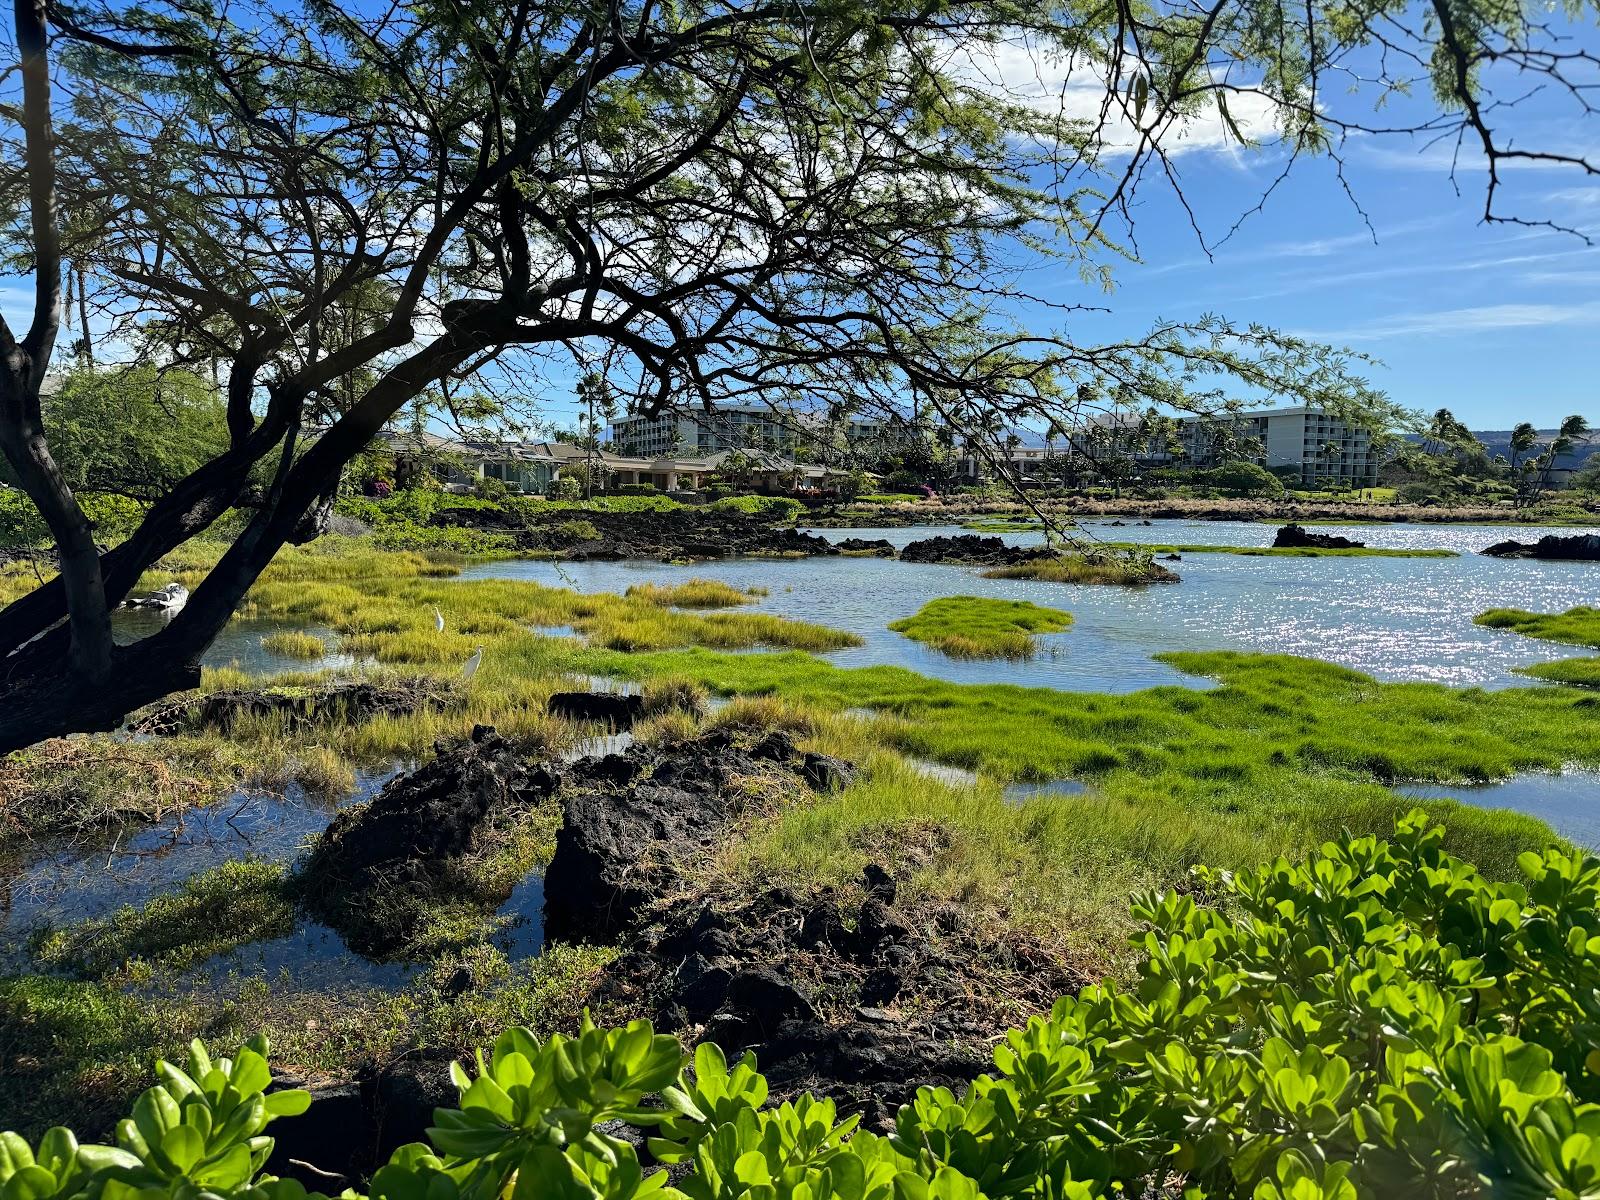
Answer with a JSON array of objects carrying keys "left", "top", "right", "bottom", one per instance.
[
  {"left": 371, "top": 524, "right": 515, "bottom": 554},
  {"left": 0, "top": 490, "right": 147, "bottom": 548},
  {"left": 709, "top": 494, "right": 804, "bottom": 523},
  {"left": 616, "top": 483, "right": 660, "bottom": 495},
  {"left": 0, "top": 487, "right": 47, "bottom": 547},
  {"left": 1204, "top": 461, "right": 1285, "bottom": 498},
  {"left": 555, "top": 519, "right": 601, "bottom": 541},
  {"left": 548, "top": 477, "right": 583, "bottom": 501},
  {"left": 13, "top": 813, "right": 1600, "bottom": 1200}
]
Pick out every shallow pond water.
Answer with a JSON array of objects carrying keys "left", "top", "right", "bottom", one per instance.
[
  {"left": 0, "top": 768, "right": 405, "bottom": 983},
  {"left": 460, "top": 518, "right": 1600, "bottom": 692},
  {"left": 114, "top": 609, "right": 361, "bottom": 675},
  {"left": 9, "top": 517, "right": 1597, "bottom": 986},
  {"left": 1396, "top": 770, "right": 1600, "bottom": 852}
]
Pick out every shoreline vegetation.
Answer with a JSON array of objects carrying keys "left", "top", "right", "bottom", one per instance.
[
  {"left": 3, "top": 517, "right": 1596, "bottom": 1144},
  {"left": 1476, "top": 606, "right": 1600, "bottom": 687},
  {"left": 888, "top": 595, "right": 1074, "bottom": 658},
  {"left": 982, "top": 555, "right": 1181, "bottom": 583},
  {"left": 807, "top": 493, "right": 1600, "bottom": 528},
  {"left": 20, "top": 810, "right": 1600, "bottom": 1200},
  {"left": 1106, "top": 541, "right": 1460, "bottom": 558}
]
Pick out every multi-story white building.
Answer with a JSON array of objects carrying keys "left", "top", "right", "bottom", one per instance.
[
  {"left": 609, "top": 404, "right": 805, "bottom": 457},
  {"left": 609, "top": 402, "right": 913, "bottom": 460},
  {"left": 1172, "top": 406, "right": 1377, "bottom": 486},
  {"left": 947, "top": 406, "right": 1380, "bottom": 487}
]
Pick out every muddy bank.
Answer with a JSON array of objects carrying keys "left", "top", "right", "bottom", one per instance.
[{"left": 440, "top": 506, "right": 838, "bottom": 561}]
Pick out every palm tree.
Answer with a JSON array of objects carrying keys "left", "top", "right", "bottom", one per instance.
[
  {"left": 1424, "top": 408, "right": 1456, "bottom": 456},
  {"left": 1508, "top": 422, "right": 1536, "bottom": 473},
  {"left": 1534, "top": 414, "right": 1592, "bottom": 497}
]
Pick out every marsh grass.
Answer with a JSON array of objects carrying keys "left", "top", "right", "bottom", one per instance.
[
  {"left": 1518, "top": 658, "right": 1600, "bottom": 687},
  {"left": 983, "top": 555, "right": 1179, "bottom": 585},
  {"left": 0, "top": 735, "right": 294, "bottom": 845},
  {"left": 0, "top": 558, "right": 49, "bottom": 606},
  {"left": 889, "top": 596, "right": 1073, "bottom": 659},
  {"left": 30, "top": 859, "right": 295, "bottom": 983},
  {"left": 1476, "top": 606, "right": 1600, "bottom": 649},
  {"left": 111, "top": 543, "right": 860, "bottom": 775},
  {"left": 624, "top": 578, "right": 763, "bottom": 608},
  {"left": 578, "top": 644, "right": 1583, "bottom": 887},
  {"left": 1471, "top": 607, "right": 1600, "bottom": 689},
  {"left": 0, "top": 941, "right": 616, "bottom": 1140},
  {"left": 260, "top": 630, "right": 328, "bottom": 658}
]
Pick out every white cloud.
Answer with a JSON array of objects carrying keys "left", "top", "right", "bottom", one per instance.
[
  {"left": 1303, "top": 299, "right": 1600, "bottom": 341},
  {"left": 940, "top": 37, "right": 1282, "bottom": 159}
]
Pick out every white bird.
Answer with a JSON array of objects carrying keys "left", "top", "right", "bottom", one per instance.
[
  {"left": 433, "top": 605, "right": 445, "bottom": 633},
  {"left": 462, "top": 646, "right": 484, "bottom": 682}
]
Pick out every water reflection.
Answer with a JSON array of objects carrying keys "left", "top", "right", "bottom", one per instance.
[
  {"left": 113, "top": 609, "right": 359, "bottom": 676},
  {"left": 0, "top": 769, "right": 398, "bottom": 959},
  {"left": 1396, "top": 770, "right": 1600, "bottom": 851}
]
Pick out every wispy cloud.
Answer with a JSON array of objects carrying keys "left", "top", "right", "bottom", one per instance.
[
  {"left": 1302, "top": 299, "right": 1600, "bottom": 342},
  {"left": 1144, "top": 215, "right": 1451, "bottom": 276}
]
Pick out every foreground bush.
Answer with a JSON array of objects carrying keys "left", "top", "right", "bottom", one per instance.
[{"left": 7, "top": 811, "right": 1600, "bottom": 1199}]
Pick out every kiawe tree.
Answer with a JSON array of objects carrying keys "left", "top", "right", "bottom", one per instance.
[{"left": 1, "top": 0, "right": 1596, "bottom": 750}]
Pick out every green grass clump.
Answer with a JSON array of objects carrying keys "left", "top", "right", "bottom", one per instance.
[
  {"left": 1476, "top": 606, "right": 1600, "bottom": 649},
  {"left": 260, "top": 630, "right": 327, "bottom": 658},
  {"left": 983, "top": 554, "right": 1178, "bottom": 585},
  {"left": 888, "top": 595, "right": 1073, "bottom": 659},
  {"left": 30, "top": 859, "right": 295, "bottom": 982},
  {"left": 1473, "top": 608, "right": 1600, "bottom": 688},
  {"left": 624, "top": 578, "right": 760, "bottom": 608},
  {"left": 1517, "top": 658, "right": 1600, "bottom": 687}
]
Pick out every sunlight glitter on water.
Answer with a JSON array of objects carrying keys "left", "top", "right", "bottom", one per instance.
[{"left": 459, "top": 519, "right": 1600, "bottom": 692}]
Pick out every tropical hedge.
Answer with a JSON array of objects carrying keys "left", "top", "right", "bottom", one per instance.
[{"left": 6, "top": 811, "right": 1600, "bottom": 1200}]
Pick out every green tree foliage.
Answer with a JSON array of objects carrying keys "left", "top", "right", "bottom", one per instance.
[
  {"left": 13, "top": 813, "right": 1600, "bottom": 1199},
  {"left": 2, "top": 0, "right": 1598, "bottom": 745},
  {"left": 24, "top": 367, "right": 228, "bottom": 501},
  {"left": 0, "top": 365, "right": 226, "bottom": 505},
  {"left": 1207, "top": 460, "right": 1285, "bottom": 498}
]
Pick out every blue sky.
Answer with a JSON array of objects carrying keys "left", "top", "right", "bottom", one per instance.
[
  {"left": 5, "top": 49, "right": 1595, "bottom": 435},
  {"left": 1047, "top": 135, "right": 1599, "bottom": 431}
]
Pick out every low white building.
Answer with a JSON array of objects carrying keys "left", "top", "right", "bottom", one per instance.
[{"left": 378, "top": 431, "right": 854, "bottom": 495}]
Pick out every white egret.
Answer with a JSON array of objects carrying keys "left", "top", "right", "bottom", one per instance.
[
  {"left": 463, "top": 646, "right": 484, "bottom": 681},
  {"left": 433, "top": 605, "right": 445, "bottom": 632}
]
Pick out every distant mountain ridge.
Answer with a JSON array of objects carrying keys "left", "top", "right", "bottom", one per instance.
[{"left": 1465, "top": 430, "right": 1598, "bottom": 463}]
